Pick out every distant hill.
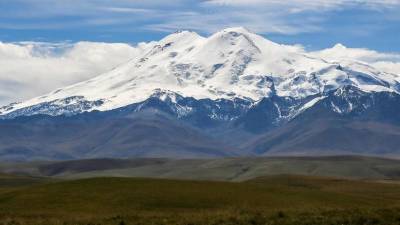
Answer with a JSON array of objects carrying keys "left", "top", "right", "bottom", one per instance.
[{"left": 2, "top": 156, "right": 400, "bottom": 181}]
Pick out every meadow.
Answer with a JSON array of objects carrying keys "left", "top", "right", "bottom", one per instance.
[{"left": 0, "top": 174, "right": 400, "bottom": 225}]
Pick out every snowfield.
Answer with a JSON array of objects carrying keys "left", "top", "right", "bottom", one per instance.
[{"left": 1, "top": 27, "right": 399, "bottom": 117}]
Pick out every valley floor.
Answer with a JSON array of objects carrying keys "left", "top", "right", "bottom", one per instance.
[{"left": 0, "top": 174, "right": 400, "bottom": 225}]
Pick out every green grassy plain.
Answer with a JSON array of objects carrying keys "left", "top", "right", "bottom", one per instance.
[{"left": 0, "top": 174, "right": 400, "bottom": 225}]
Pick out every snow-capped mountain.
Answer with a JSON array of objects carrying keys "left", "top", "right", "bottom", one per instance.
[
  {"left": 1, "top": 27, "right": 400, "bottom": 160},
  {"left": 1, "top": 27, "right": 399, "bottom": 118}
]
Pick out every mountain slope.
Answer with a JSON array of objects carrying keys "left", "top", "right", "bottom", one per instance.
[
  {"left": 0, "top": 111, "right": 236, "bottom": 161},
  {"left": 244, "top": 87, "right": 400, "bottom": 156},
  {"left": 245, "top": 118, "right": 400, "bottom": 157},
  {"left": 1, "top": 27, "right": 399, "bottom": 118}
]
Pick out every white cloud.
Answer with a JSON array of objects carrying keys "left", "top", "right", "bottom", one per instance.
[
  {"left": 205, "top": 0, "right": 400, "bottom": 9},
  {"left": 204, "top": 0, "right": 344, "bottom": 10},
  {"left": 373, "top": 62, "right": 400, "bottom": 75},
  {"left": 148, "top": 0, "right": 400, "bottom": 35},
  {"left": 312, "top": 43, "right": 400, "bottom": 75},
  {"left": 2, "top": 0, "right": 399, "bottom": 35},
  {"left": 0, "top": 41, "right": 147, "bottom": 105},
  {"left": 143, "top": 9, "right": 323, "bottom": 35},
  {"left": 313, "top": 43, "right": 400, "bottom": 62},
  {"left": 195, "top": 0, "right": 400, "bottom": 34}
]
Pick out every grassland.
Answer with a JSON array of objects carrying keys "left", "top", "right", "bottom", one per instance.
[
  {"left": 2, "top": 156, "right": 400, "bottom": 181},
  {"left": 0, "top": 174, "right": 400, "bottom": 225}
]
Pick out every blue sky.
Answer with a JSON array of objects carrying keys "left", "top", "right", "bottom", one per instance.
[{"left": 0, "top": 0, "right": 399, "bottom": 52}]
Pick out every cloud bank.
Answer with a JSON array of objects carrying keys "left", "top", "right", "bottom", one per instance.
[
  {"left": 313, "top": 44, "right": 400, "bottom": 74},
  {"left": 0, "top": 41, "right": 149, "bottom": 105}
]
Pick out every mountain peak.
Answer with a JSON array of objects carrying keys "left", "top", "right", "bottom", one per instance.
[
  {"left": 333, "top": 43, "right": 347, "bottom": 49},
  {"left": 1, "top": 28, "right": 399, "bottom": 118},
  {"left": 159, "top": 30, "right": 204, "bottom": 45},
  {"left": 221, "top": 27, "right": 251, "bottom": 34},
  {"left": 214, "top": 27, "right": 256, "bottom": 40}
]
